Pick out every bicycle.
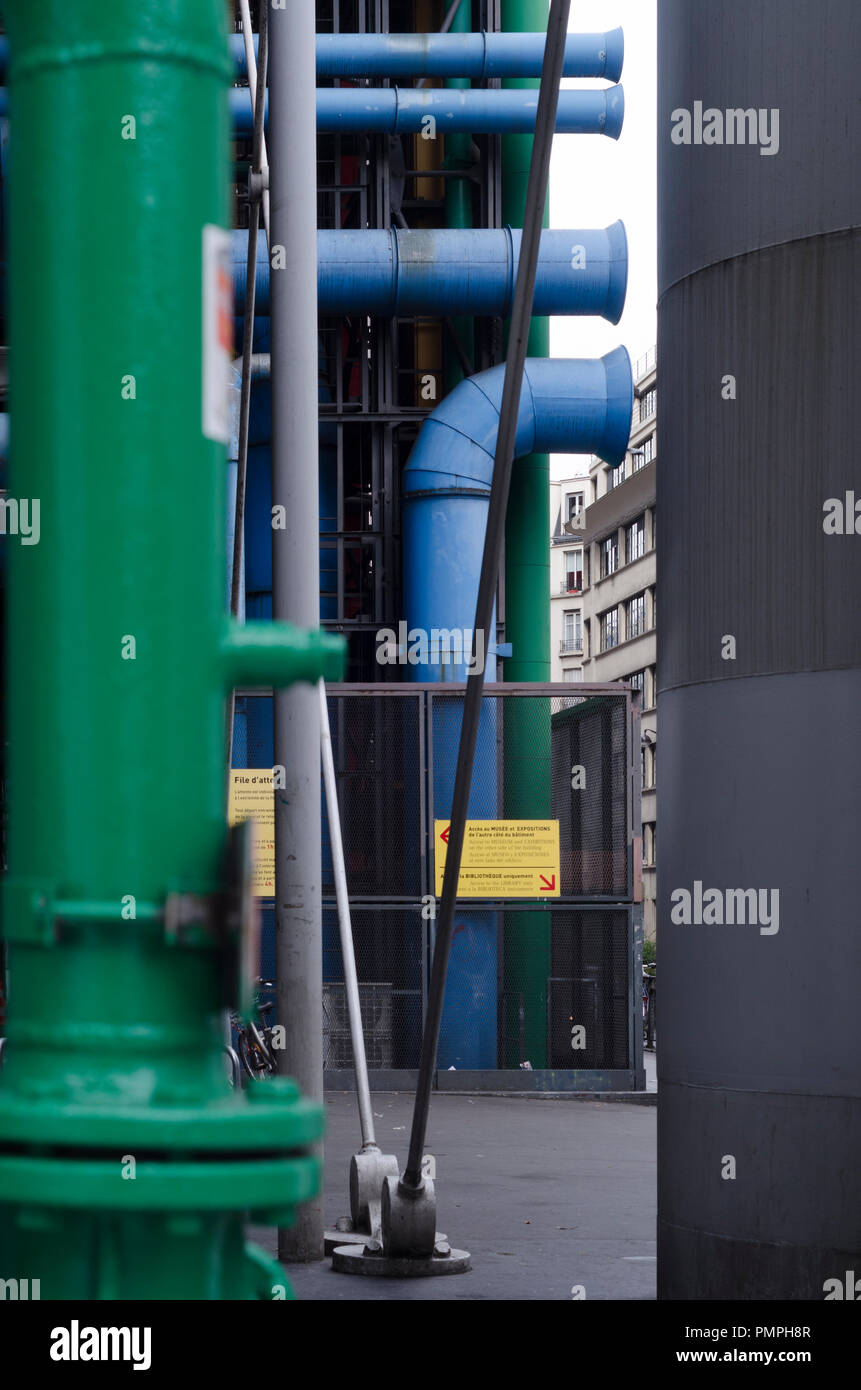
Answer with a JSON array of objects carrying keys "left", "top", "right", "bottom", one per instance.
[
  {"left": 226, "top": 980, "right": 278, "bottom": 1083},
  {"left": 642, "top": 965, "right": 656, "bottom": 1050}
]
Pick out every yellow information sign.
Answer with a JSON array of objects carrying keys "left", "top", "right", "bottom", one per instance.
[
  {"left": 228, "top": 770, "right": 275, "bottom": 897},
  {"left": 433, "top": 819, "right": 561, "bottom": 898}
]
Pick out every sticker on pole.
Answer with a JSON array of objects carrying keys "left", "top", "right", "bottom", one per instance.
[
  {"left": 228, "top": 770, "right": 275, "bottom": 896},
  {"left": 434, "top": 820, "right": 561, "bottom": 898},
  {"left": 202, "top": 224, "right": 233, "bottom": 443}
]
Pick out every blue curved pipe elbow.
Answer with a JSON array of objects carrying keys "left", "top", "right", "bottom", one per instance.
[
  {"left": 229, "top": 85, "right": 624, "bottom": 138},
  {"left": 401, "top": 350, "right": 632, "bottom": 682},
  {"left": 232, "top": 224, "right": 627, "bottom": 324}
]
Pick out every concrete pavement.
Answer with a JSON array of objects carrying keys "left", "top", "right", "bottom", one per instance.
[{"left": 251, "top": 1087, "right": 656, "bottom": 1300}]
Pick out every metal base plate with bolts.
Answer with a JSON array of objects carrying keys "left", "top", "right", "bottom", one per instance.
[
  {"left": 325, "top": 1221, "right": 450, "bottom": 1258},
  {"left": 331, "top": 1241, "right": 471, "bottom": 1277},
  {"left": 330, "top": 1174, "right": 471, "bottom": 1277}
]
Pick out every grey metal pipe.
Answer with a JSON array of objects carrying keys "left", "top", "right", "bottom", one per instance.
[
  {"left": 318, "top": 680, "right": 377, "bottom": 1152},
  {"left": 269, "top": 0, "right": 324, "bottom": 1264}
]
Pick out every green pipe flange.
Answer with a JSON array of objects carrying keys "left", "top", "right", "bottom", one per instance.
[
  {"left": 0, "top": 1078, "right": 324, "bottom": 1150},
  {"left": 0, "top": 1153, "right": 320, "bottom": 1214},
  {"left": 0, "top": 1089, "right": 322, "bottom": 1145}
]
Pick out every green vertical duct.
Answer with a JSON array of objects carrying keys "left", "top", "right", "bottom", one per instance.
[
  {"left": 0, "top": 0, "right": 342, "bottom": 1299},
  {"left": 444, "top": 0, "right": 475, "bottom": 391},
  {"left": 501, "top": 0, "right": 551, "bottom": 1066}
]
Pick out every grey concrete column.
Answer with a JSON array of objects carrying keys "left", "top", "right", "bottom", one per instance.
[
  {"left": 269, "top": 0, "right": 324, "bottom": 1263},
  {"left": 658, "top": 0, "right": 861, "bottom": 1297}
]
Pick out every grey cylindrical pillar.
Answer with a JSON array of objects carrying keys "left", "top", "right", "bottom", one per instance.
[
  {"left": 269, "top": 0, "right": 324, "bottom": 1262},
  {"left": 658, "top": 0, "right": 861, "bottom": 1297}
]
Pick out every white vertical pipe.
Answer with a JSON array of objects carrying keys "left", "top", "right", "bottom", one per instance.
[
  {"left": 318, "top": 680, "right": 377, "bottom": 1150},
  {"left": 239, "top": 0, "right": 270, "bottom": 242}
]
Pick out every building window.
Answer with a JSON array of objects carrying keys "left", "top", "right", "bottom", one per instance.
[
  {"left": 639, "top": 387, "right": 656, "bottom": 422},
  {"left": 650, "top": 508, "right": 656, "bottom": 548},
  {"left": 640, "top": 746, "right": 647, "bottom": 789},
  {"left": 628, "top": 669, "right": 646, "bottom": 697},
  {"left": 600, "top": 534, "right": 619, "bottom": 577},
  {"left": 650, "top": 587, "right": 656, "bottom": 628},
  {"left": 627, "top": 593, "right": 646, "bottom": 640},
  {"left": 625, "top": 515, "right": 645, "bottom": 564},
  {"left": 606, "top": 460, "right": 624, "bottom": 493},
  {"left": 647, "top": 664, "right": 657, "bottom": 708},
  {"left": 641, "top": 433, "right": 655, "bottom": 465},
  {"left": 644, "top": 822, "right": 656, "bottom": 866},
  {"left": 561, "top": 610, "right": 582, "bottom": 654},
  {"left": 562, "top": 667, "right": 580, "bottom": 683},
  {"left": 566, "top": 492, "right": 584, "bottom": 523},
  {"left": 601, "top": 608, "right": 619, "bottom": 651},
  {"left": 563, "top": 550, "right": 583, "bottom": 592}
]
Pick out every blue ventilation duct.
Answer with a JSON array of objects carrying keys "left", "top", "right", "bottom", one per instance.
[
  {"left": 311, "top": 29, "right": 624, "bottom": 80},
  {"left": 402, "top": 349, "right": 632, "bottom": 1068},
  {"left": 232, "top": 224, "right": 627, "bottom": 323},
  {"left": 0, "top": 33, "right": 623, "bottom": 83},
  {"left": 229, "top": 85, "right": 624, "bottom": 137},
  {"left": 403, "top": 349, "right": 632, "bottom": 678}
]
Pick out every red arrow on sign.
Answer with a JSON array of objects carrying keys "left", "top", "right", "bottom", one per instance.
[
  {"left": 539, "top": 874, "right": 556, "bottom": 891},
  {"left": 440, "top": 826, "right": 450, "bottom": 844}
]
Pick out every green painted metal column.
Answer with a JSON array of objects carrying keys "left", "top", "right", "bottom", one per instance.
[
  {"left": 0, "top": 0, "right": 343, "bottom": 1299},
  {"left": 501, "top": 0, "right": 552, "bottom": 1066}
]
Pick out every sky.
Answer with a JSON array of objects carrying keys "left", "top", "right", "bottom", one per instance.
[{"left": 548, "top": 0, "right": 657, "bottom": 481}]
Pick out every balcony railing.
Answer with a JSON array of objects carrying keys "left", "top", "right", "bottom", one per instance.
[
  {"left": 559, "top": 579, "right": 583, "bottom": 594},
  {"left": 559, "top": 638, "right": 583, "bottom": 655}
]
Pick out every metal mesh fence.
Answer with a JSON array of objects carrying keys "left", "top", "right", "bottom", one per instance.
[
  {"left": 321, "top": 685, "right": 639, "bottom": 1083},
  {"left": 237, "top": 684, "right": 641, "bottom": 1085},
  {"left": 323, "top": 694, "right": 424, "bottom": 899}
]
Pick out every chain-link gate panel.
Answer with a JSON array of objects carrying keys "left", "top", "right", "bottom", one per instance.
[
  {"left": 242, "top": 684, "right": 641, "bottom": 1088},
  {"left": 323, "top": 692, "right": 424, "bottom": 899}
]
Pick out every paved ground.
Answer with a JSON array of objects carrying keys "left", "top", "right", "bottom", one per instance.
[{"left": 251, "top": 1082, "right": 656, "bottom": 1300}]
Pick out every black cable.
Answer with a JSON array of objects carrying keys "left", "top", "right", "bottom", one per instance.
[{"left": 402, "top": 0, "right": 572, "bottom": 1191}]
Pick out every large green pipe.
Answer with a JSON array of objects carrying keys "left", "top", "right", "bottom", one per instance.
[
  {"left": 501, "top": 0, "right": 552, "bottom": 1067},
  {"left": 0, "top": 0, "right": 342, "bottom": 1299}
]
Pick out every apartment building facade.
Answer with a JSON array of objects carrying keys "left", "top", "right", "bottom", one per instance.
[
  {"left": 578, "top": 347, "right": 658, "bottom": 938},
  {"left": 550, "top": 473, "right": 590, "bottom": 682}
]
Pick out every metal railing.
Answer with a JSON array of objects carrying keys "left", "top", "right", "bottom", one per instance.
[{"left": 633, "top": 345, "right": 656, "bottom": 382}]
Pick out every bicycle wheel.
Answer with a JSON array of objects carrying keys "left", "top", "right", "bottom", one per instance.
[{"left": 238, "top": 1030, "right": 271, "bottom": 1080}]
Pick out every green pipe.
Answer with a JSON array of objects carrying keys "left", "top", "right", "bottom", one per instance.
[
  {"left": 501, "top": 0, "right": 552, "bottom": 1067},
  {"left": 444, "top": 0, "right": 475, "bottom": 392},
  {"left": 0, "top": 0, "right": 343, "bottom": 1299}
]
